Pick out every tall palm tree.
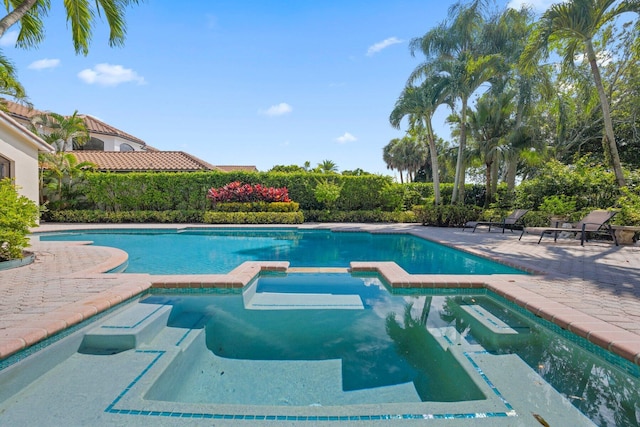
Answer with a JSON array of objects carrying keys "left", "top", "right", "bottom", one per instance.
[
  {"left": 521, "top": 0, "right": 640, "bottom": 187},
  {"left": 30, "top": 111, "right": 90, "bottom": 152},
  {"left": 0, "top": 0, "right": 142, "bottom": 55},
  {"left": 390, "top": 76, "right": 451, "bottom": 204},
  {"left": 467, "top": 92, "right": 515, "bottom": 207},
  {"left": 409, "top": 0, "right": 499, "bottom": 204}
]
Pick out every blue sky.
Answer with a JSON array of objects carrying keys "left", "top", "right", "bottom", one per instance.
[{"left": 0, "top": 0, "right": 549, "bottom": 176}]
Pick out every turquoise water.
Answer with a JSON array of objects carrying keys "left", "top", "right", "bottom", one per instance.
[
  {"left": 38, "top": 228, "right": 524, "bottom": 275},
  {"left": 143, "top": 274, "right": 640, "bottom": 425}
]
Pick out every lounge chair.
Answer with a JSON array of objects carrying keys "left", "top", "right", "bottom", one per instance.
[
  {"left": 519, "top": 210, "right": 618, "bottom": 246},
  {"left": 464, "top": 209, "right": 530, "bottom": 233}
]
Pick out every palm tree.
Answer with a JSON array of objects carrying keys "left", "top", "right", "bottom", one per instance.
[
  {"left": 383, "top": 138, "right": 402, "bottom": 182},
  {"left": 0, "top": 0, "right": 142, "bottom": 55},
  {"left": 521, "top": 0, "right": 640, "bottom": 187},
  {"left": 467, "top": 92, "right": 515, "bottom": 207},
  {"left": 390, "top": 76, "right": 451, "bottom": 204},
  {"left": 317, "top": 159, "right": 339, "bottom": 174},
  {"left": 0, "top": 51, "right": 27, "bottom": 102},
  {"left": 39, "top": 152, "right": 95, "bottom": 207},
  {"left": 30, "top": 111, "right": 90, "bottom": 152},
  {"left": 409, "top": 0, "right": 499, "bottom": 204}
]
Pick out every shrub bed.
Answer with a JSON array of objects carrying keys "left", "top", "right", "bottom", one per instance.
[
  {"left": 45, "top": 210, "right": 205, "bottom": 223},
  {"left": 303, "top": 210, "right": 417, "bottom": 223},
  {"left": 203, "top": 211, "right": 304, "bottom": 224}
]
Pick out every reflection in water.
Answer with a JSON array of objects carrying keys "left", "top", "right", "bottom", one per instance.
[
  {"left": 385, "top": 301, "right": 484, "bottom": 401},
  {"left": 444, "top": 296, "right": 640, "bottom": 427}
]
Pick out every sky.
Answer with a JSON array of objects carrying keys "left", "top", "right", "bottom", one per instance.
[{"left": 0, "top": 0, "right": 551, "bottom": 177}]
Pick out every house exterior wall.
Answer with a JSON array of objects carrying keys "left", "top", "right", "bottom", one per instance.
[{"left": 0, "top": 125, "right": 40, "bottom": 204}]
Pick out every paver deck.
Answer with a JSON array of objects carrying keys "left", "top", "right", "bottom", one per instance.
[{"left": 2, "top": 223, "right": 640, "bottom": 365}]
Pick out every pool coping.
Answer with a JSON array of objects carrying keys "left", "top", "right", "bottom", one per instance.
[{"left": 2, "top": 223, "right": 640, "bottom": 368}]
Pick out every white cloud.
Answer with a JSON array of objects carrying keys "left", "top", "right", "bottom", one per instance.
[
  {"left": 259, "top": 102, "right": 292, "bottom": 117},
  {"left": 0, "top": 30, "right": 18, "bottom": 47},
  {"left": 575, "top": 51, "right": 613, "bottom": 67},
  {"left": 28, "top": 59, "right": 61, "bottom": 70},
  {"left": 336, "top": 132, "right": 357, "bottom": 144},
  {"left": 77, "top": 63, "right": 146, "bottom": 86},
  {"left": 367, "top": 37, "right": 402, "bottom": 56},
  {"left": 507, "top": 0, "right": 555, "bottom": 13}
]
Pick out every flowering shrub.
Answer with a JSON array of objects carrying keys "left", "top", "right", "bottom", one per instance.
[{"left": 207, "top": 181, "right": 291, "bottom": 204}]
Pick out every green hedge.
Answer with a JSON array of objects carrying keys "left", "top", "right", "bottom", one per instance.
[
  {"left": 303, "top": 210, "right": 417, "bottom": 223},
  {"left": 75, "top": 171, "right": 398, "bottom": 212},
  {"left": 45, "top": 210, "right": 205, "bottom": 223},
  {"left": 203, "top": 211, "right": 304, "bottom": 224}
]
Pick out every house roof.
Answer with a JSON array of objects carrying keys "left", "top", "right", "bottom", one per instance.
[
  {"left": 0, "top": 110, "right": 54, "bottom": 153},
  {"left": 1, "top": 100, "right": 147, "bottom": 147},
  {"left": 78, "top": 115, "right": 147, "bottom": 146},
  {"left": 72, "top": 151, "right": 217, "bottom": 172},
  {"left": 215, "top": 165, "right": 259, "bottom": 172}
]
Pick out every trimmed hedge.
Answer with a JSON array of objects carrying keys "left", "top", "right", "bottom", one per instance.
[
  {"left": 303, "top": 210, "right": 417, "bottom": 223},
  {"left": 45, "top": 210, "right": 205, "bottom": 223},
  {"left": 77, "top": 171, "right": 398, "bottom": 212},
  {"left": 203, "top": 211, "right": 304, "bottom": 224}
]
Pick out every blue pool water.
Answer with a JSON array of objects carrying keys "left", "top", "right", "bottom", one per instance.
[{"left": 38, "top": 228, "right": 525, "bottom": 275}]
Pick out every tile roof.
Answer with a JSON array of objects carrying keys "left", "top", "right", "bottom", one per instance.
[
  {"left": 1, "top": 100, "right": 147, "bottom": 146},
  {"left": 78, "top": 115, "right": 146, "bottom": 146},
  {"left": 73, "top": 151, "right": 217, "bottom": 172},
  {"left": 215, "top": 165, "right": 259, "bottom": 172}
]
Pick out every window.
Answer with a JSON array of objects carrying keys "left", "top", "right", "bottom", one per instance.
[
  {"left": 0, "top": 155, "right": 10, "bottom": 179},
  {"left": 119, "top": 143, "right": 134, "bottom": 152},
  {"left": 76, "top": 137, "right": 105, "bottom": 151}
]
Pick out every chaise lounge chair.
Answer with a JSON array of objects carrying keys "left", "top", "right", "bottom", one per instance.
[
  {"left": 519, "top": 209, "right": 618, "bottom": 246},
  {"left": 464, "top": 209, "right": 530, "bottom": 233}
]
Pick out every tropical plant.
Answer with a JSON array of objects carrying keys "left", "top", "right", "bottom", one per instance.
[
  {"left": 0, "top": 0, "right": 142, "bottom": 55},
  {"left": 0, "top": 51, "right": 26, "bottom": 102},
  {"left": 521, "top": 0, "right": 640, "bottom": 187},
  {"left": 390, "top": 75, "right": 451, "bottom": 204},
  {"left": 207, "top": 181, "right": 291, "bottom": 204},
  {"left": 409, "top": 0, "right": 500, "bottom": 204},
  {"left": 316, "top": 159, "right": 339, "bottom": 174},
  {"left": 30, "top": 111, "right": 90, "bottom": 152},
  {"left": 467, "top": 91, "right": 515, "bottom": 207},
  {"left": 0, "top": 178, "right": 39, "bottom": 261},
  {"left": 382, "top": 136, "right": 426, "bottom": 184},
  {"left": 39, "top": 152, "right": 95, "bottom": 208}
]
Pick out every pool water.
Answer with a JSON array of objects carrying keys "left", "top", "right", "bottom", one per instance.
[
  {"left": 137, "top": 273, "right": 638, "bottom": 425},
  {"left": 38, "top": 228, "right": 524, "bottom": 275}
]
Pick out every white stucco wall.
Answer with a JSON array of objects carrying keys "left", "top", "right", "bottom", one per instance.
[
  {"left": 0, "top": 127, "right": 40, "bottom": 203},
  {"left": 0, "top": 113, "right": 53, "bottom": 206}
]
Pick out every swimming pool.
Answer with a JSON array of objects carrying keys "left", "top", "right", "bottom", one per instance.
[
  {"left": 37, "top": 228, "right": 525, "bottom": 275},
  {"left": 1, "top": 273, "right": 638, "bottom": 426}
]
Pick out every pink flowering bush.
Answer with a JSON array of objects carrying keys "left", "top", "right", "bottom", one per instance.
[{"left": 207, "top": 181, "right": 291, "bottom": 204}]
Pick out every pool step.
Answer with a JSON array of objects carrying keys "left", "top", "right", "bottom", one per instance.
[{"left": 79, "top": 303, "right": 171, "bottom": 354}]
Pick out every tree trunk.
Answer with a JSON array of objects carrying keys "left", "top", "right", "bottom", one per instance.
[
  {"left": 452, "top": 97, "right": 468, "bottom": 204},
  {"left": 484, "top": 161, "right": 492, "bottom": 208},
  {"left": 0, "top": 0, "right": 39, "bottom": 39},
  {"left": 586, "top": 40, "right": 626, "bottom": 187},
  {"left": 425, "top": 120, "right": 441, "bottom": 205}
]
